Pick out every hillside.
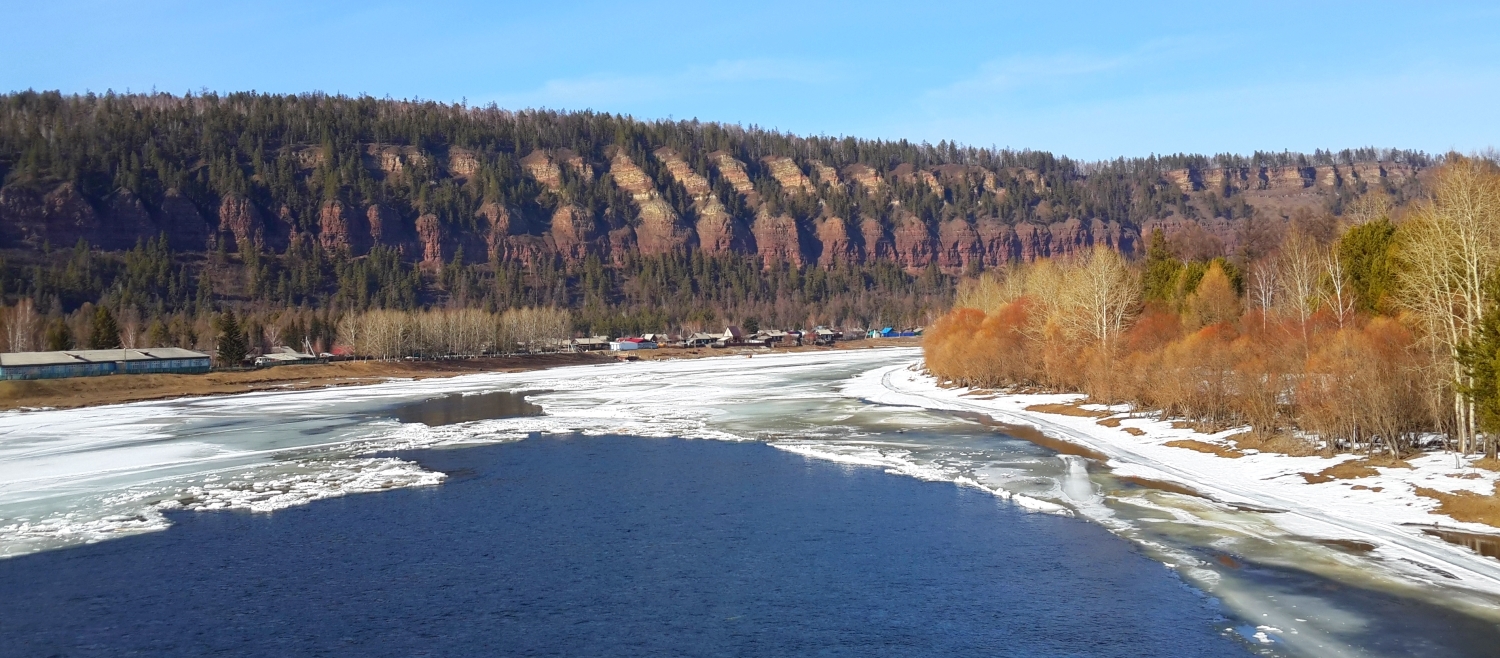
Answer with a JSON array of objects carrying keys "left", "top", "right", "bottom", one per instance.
[{"left": 0, "top": 90, "right": 1434, "bottom": 333}]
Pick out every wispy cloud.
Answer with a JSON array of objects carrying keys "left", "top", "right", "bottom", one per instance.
[
  {"left": 489, "top": 58, "right": 850, "bottom": 111},
  {"left": 918, "top": 37, "right": 1226, "bottom": 107}
]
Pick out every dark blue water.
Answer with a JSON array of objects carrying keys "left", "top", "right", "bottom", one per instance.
[{"left": 0, "top": 436, "right": 1245, "bottom": 657}]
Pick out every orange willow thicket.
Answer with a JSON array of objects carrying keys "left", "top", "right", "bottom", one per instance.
[{"left": 924, "top": 279, "right": 1438, "bottom": 457}]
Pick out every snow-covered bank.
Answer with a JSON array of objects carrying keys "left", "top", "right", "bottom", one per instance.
[{"left": 845, "top": 359, "right": 1500, "bottom": 598}]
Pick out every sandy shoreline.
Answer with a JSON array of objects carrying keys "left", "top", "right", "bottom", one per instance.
[{"left": 0, "top": 338, "right": 921, "bottom": 412}]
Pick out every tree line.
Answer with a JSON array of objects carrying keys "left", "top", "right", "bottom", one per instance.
[{"left": 925, "top": 156, "right": 1500, "bottom": 459}]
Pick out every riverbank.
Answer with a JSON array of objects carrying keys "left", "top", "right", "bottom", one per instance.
[
  {"left": 0, "top": 338, "right": 920, "bottom": 412},
  {"left": 849, "top": 361, "right": 1500, "bottom": 599},
  {"left": 0, "top": 436, "right": 1243, "bottom": 657}
]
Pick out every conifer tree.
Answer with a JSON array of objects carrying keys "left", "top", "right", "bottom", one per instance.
[
  {"left": 216, "top": 310, "right": 247, "bottom": 367},
  {"left": 43, "top": 319, "right": 73, "bottom": 351},
  {"left": 88, "top": 306, "right": 122, "bottom": 350}
]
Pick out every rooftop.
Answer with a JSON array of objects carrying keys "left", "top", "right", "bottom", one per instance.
[{"left": 0, "top": 347, "right": 211, "bottom": 368}]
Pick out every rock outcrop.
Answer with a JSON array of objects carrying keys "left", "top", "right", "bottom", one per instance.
[
  {"left": 447, "top": 148, "right": 480, "bottom": 178},
  {"left": 860, "top": 218, "right": 894, "bottom": 262},
  {"left": 655, "top": 148, "right": 749, "bottom": 256},
  {"left": 710, "top": 152, "right": 756, "bottom": 198},
  {"left": 751, "top": 210, "right": 804, "bottom": 265},
  {"left": 816, "top": 216, "right": 860, "bottom": 267},
  {"left": 218, "top": 195, "right": 267, "bottom": 252},
  {"left": 318, "top": 201, "right": 372, "bottom": 256},
  {"left": 936, "top": 219, "right": 980, "bottom": 270},
  {"left": 0, "top": 186, "right": 85, "bottom": 249},
  {"left": 654, "top": 148, "right": 712, "bottom": 197},
  {"left": 609, "top": 150, "right": 693, "bottom": 255},
  {"left": 521, "top": 150, "right": 563, "bottom": 191},
  {"left": 843, "top": 164, "right": 884, "bottom": 192},
  {"left": 415, "top": 213, "right": 446, "bottom": 264},
  {"left": 891, "top": 212, "right": 937, "bottom": 269},
  {"left": 366, "top": 203, "right": 416, "bottom": 257},
  {"left": 548, "top": 205, "right": 603, "bottom": 262},
  {"left": 0, "top": 133, "right": 1423, "bottom": 276},
  {"left": 810, "top": 160, "right": 840, "bottom": 187},
  {"left": 763, "top": 156, "right": 812, "bottom": 194}
]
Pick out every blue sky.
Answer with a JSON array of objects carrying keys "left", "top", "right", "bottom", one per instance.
[{"left": 4, "top": 1, "right": 1497, "bottom": 160}]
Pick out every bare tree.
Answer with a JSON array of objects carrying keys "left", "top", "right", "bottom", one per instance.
[
  {"left": 4, "top": 299, "right": 39, "bottom": 352},
  {"left": 1323, "top": 248, "right": 1355, "bottom": 329},
  {"left": 264, "top": 320, "right": 283, "bottom": 350},
  {"left": 1276, "top": 227, "right": 1324, "bottom": 344},
  {"left": 118, "top": 307, "right": 143, "bottom": 349},
  {"left": 1395, "top": 157, "right": 1500, "bottom": 454},
  {"left": 1248, "top": 261, "right": 1277, "bottom": 331},
  {"left": 1057, "top": 245, "right": 1139, "bottom": 350}
]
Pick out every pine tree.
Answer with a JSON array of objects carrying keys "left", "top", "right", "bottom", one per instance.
[
  {"left": 216, "top": 310, "right": 247, "bottom": 367},
  {"left": 1141, "top": 229, "right": 1183, "bottom": 304},
  {"left": 88, "top": 306, "right": 122, "bottom": 350},
  {"left": 43, "top": 318, "right": 74, "bottom": 351}
]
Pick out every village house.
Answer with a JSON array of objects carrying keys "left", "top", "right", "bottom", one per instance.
[
  {"left": 571, "top": 336, "right": 611, "bottom": 352},
  {"left": 610, "top": 337, "right": 659, "bottom": 351},
  {"left": 683, "top": 332, "right": 718, "bottom": 348},
  {"left": 253, "top": 346, "right": 323, "bottom": 368}
]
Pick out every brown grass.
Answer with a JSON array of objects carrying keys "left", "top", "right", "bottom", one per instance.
[
  {"left": 0, "top": 353, "right": 615, "bottom": 411},
  {"left": 1123, "top": 427, "right": 1146, "bottom": 436},
  {"left": 1231, "top": 432, "right": 1322, "bottom": 457},
  {"left": 1472, "top": 458, "right": 1500, "bottom": 473},
  {"left": 1165, "top": 439, "right": 1245, "bottom": 459},
  {"left": 1025, "top": 403, "right": 1110, "bottom": 418},
  {"left": 1416, "top": 483, "right": 1500, "bottom": 529},
  {"left": 1096, "top": 417, "right": 1122, "bottom": 427},
  {"left": 1316, "top": 538, "right": 1377, "bottom": 553},
  {"left": 954, "top": 411, "right": 1110, "bottom": 461},
  {"left": 1118, "top": 475, "right": 1208, "bottom": 499},
  {"left": 1301, "top": 456, "right": 1414, "bottom": 484}
]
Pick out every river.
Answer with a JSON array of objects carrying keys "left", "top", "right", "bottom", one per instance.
[{"left": 0, "top": 348, "right": 1496, "bottom": 656}]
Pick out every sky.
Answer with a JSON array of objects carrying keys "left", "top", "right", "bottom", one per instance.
[{"left": 4, "top": 0, "right": 1498, "bottom": 160}]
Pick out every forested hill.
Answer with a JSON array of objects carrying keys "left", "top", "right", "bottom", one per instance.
[{"left": 0, "top": 90, "right": 1434, "bottom": 333}]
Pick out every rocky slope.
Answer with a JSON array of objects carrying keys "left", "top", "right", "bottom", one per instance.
[{"left": 0, "top": 143, "right": 1425, "bottom": 273}]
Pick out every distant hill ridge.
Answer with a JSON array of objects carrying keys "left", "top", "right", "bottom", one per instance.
[{"left": 0, "top": 91, "right": 1434, "bottom": 272}]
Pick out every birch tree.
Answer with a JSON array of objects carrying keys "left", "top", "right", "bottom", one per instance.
[
  {"left": 1058, "top": 245, "right": 1139, "bottom": 350},
  {"left": 1395, "top": 156, "right": 1500, "bottom": 454},
  {"left": 4, "top": 299, "right": 38, "bottom": 352}
]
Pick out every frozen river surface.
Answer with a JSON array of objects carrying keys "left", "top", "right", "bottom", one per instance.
[{"left": 1, "top": 348, "right": 1498, "bottom": 656}]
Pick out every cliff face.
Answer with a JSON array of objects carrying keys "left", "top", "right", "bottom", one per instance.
[
  {"left": 711, "top": 152, "right": 757, "bottom": 199},
  {"left": 318, "top": 201, "right": 373, "bottom": 256},
  {"left": 764, "top": 156, "right": 813, "bottom": 194},
  {"left": 218, "top": 195, "right": 266, "bottom": 252},
  {"left": 816, "top": 217, "right": 859, "bottom": 267},
  {"left": 521, "top": 150, "right": 563, "bottom": 191},
  {"left": 416, "top": 213, "right": 446, "bottom": 264},
  {"left": 609, "top": 150, "right": 693, "bottom": 255},
  {"left": 843, "top": 164, "right": 884, "bottom": 192},
  {"left": 655, "top": 148, "right": 749, "bottom": 256},
  {"left": 891, "top": 211, "right": 936, "bottom": 269},
  {"left": 0, "top": 137, "right": 1420, "bottom": 277},
  {"left": 548, "top": 205, "right": 603, "bottom": 262},
  {"left": 100, "top": 189, "right": 155, "bottom": 250},
  {"left": 750, "top": 210, "right": 803, "bottom": 266}
]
